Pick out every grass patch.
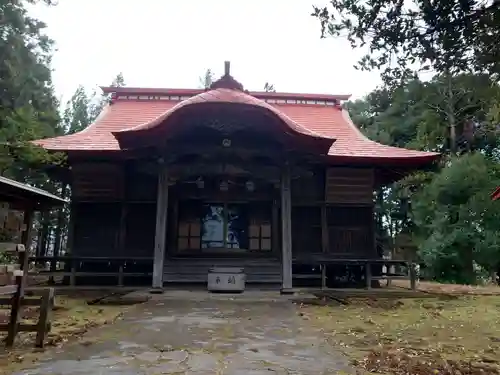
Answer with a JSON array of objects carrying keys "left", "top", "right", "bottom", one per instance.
[
  {"left": 45, "top": 292, "right": 129, "bottom": 346},
  {"left": 302, "top": 295, "right": 500, "bottom": 374},
  {"left": 389, "top": 280, "right": 500, "bottom": 295},
  {"left": 0, "top": 291, "right": 143, "bottom": 373}
]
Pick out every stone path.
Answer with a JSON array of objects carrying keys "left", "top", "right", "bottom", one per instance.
[{"left": 15, "top": 292, "right": 352, "bottom": 374}]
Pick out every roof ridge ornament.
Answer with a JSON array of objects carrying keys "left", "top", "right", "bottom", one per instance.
[{"left": 210, "top": 61, "right": 244, "bottom": 91}]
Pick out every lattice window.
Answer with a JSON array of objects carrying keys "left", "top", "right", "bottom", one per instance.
[
  {"left": 176, "top": 200, "right": 272, "bottom": 252},
  {"left": 177, "top": 222, "right": 201, "bottom": 250},
  {"left": 248, "top": 203, "right": 272, "bottom": 251},
  {"left": 248, "top": 223, "right": 272, "bottom": 251},
  {"left": 177, "top": 201, "right": 202, "bottom": 251}
]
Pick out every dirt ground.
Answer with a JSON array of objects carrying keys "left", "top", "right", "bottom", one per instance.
[
  {"left": 389, "top": 279, "right": 500, "bottom": 295},
  {"left": 302, "top": 292, "right": 500, "bottom": 374},
  {"left": 7, "top": 291, "right": 353, "bottom": 375},
  {"left": 0, "top": 291, "right": 143, "bottom": 373},
  {"left": 2, "top": 282, "right": 500, "bottom": 375}
]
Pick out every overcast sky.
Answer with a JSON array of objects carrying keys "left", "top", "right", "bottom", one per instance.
[{"left": 31, "top": 0, "right": 382, "bottom": 104}]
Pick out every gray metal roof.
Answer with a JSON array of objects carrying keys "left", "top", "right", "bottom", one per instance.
[{"left": 0, "top": 175, "right": 67, "bottom": 207}]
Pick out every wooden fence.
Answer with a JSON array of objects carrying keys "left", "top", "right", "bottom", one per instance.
[
  {"left": 27, "top": 255, "right": 419, "bottom": 291},
  {"left": 28, "top": 256, "right": 154, "bottom": 287},
  {"left": 0, "top": 242, "right": 54, "bottom": 348},
  {"left": 293, "top": 255, "right": 418, "bottom": 290}
]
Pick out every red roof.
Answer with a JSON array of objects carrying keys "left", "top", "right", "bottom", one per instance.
[
  {"left": 492, "top": 187, "right": 500, "bottom": 200},
  {"left": 113, "top": 88, "right": 331, "bottom": 140},
  {"left": 35, "top": 85, "right": 439, "bottom": 165},
  {"left": 101, "top": 86, "right": 352, "bottom": 102}
]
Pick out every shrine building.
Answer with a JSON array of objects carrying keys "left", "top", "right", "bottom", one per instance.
[{"left": 34, "top": 62, "right": 439, "bottom": 292}]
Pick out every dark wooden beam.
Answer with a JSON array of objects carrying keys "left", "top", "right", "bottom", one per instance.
[
  {"left": 64, "top": 200, "right": 76, "bottom": 283},
  {"left": 272, "top": 199, "right": 280, "bottom": 257},
  {"left": 151, "top": 165, "right": 169, "bottom": 292},
  {"left": 280, "top": 164, "right": 293, "bottom": 294},
  {"left": 117, "top": 163, "right": 130, "bottom": 258},
  {"left": 320, "top": 204, "right": 329, "bottom": 289}
]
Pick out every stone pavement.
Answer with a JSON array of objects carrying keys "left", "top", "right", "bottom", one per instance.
[{"left": 15, "top": 291, "right": 353, "bottom": 375}]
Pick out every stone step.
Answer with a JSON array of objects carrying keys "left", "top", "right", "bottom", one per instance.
[{"left": 163, "top": 258, "right": 282, "bottom": 283}]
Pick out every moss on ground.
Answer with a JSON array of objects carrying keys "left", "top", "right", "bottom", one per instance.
[
  {"left": 301, "top": 294, "right": 500, "bottom": 374},
  {"left": 0, "top": 291, "right": 140, "bottom": 374}
]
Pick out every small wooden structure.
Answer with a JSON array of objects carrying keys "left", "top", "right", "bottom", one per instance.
[
  {"left": 0, "top": 175, "right": 67, "bottom": 237},
  {"left": 0, "top": 244, "right": 55, "bottom": 348},
  {"left": 33, "top": 62, "right": 439, "bottom": 292},
  {"left": 0, "top": 175, "right": 64, "bottom": 346}
]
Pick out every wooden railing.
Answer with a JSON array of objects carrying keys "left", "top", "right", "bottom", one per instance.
[
  {"left": 293, "top": 255, "right": 418, "bottom": 290},
  {"left": 0, "top": 242, "right": 54, "bottom": 347},
  {"left": 0, "top": 288, "right": 54, "bottom": 348},
  {"left": 27, "top": 255, "right": 418, "bottom": 291},
  {"left": 0, "top": 242, "right": 28, "bottom": 347},
  {"left": 28, "top": 256, "right": 154, "bottom": 287}
]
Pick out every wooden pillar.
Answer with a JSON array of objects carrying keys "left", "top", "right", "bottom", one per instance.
[
  {"left": 117, "top": 204, "right": 128, "bottom": 254},
  {"left": 280, "top": 165, "right": 293, "bottom": 294},
  {"left": 320, "top": 204, "right": 328, "bottom": 289},
  {"left": 365, "top": 261, "right": 372, "bottom": 289},
  {"left": 65, "top": 201, "right": 77, "bottom": 286},
  {"left": 271, "top": 199, "right": 279, "bottom": 256},
  {"left": 117, "top": 164, "right": 128, "bottom": 256},
  {"left": 21, "top": 208, "right": 34, "bottom": 252},
  {"left": 151, "top": 165, "right": 169, "bottom": 292},
  {"left": 409, "top": 262, "right": 417, "bottom": 291},
  {"left": 20, "top": 208, "right": 34, "bottom": 290},
  {"left": 66, "top": 201, "right": 76, "bottom": 255},
  {"left": 116, "top": 203, "right": 127, "bottom": 287}
]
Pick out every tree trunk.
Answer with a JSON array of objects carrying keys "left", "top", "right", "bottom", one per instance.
[
  {"left": 461, "top": 245, "right": 476, "bottom": 284},
  {"left": 39, "top": 211, "right": 50, "bottom": 259},
  {"left": 446, "top": 73, "right": 457, "bottom": 153}
]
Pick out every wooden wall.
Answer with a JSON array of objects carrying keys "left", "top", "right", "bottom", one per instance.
[
  {"left": 291, "top": 168, "right": 325, "bottom": 201},
  {"left": 69, "top": 161, "right": 377, "bottom": 260},
  {"left": 72, "top": 163, "right": 124, "bottom": 200},
  {"left": 291, "top": 166, "right": 375, "bottom": 258},
  {"left": 72, "top": 202, "right": 121, "bottom": 256},
  {"left": 326, "top": 206, "right": 375, "bottom": 257},
  {"left": 125, "top": 203, "right": 156, "bottom": 256},
  {"left": 325, "top": 167, "right": 373, "bottom": 205},
  {"left": 70, "top": 162, "right": 157, "bottom": 257},
  {"left": 292, "top": 206, "right": 322, "bottom": 254}
]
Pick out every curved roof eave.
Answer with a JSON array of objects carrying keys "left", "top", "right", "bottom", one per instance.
[
  {"left": 112, "top": 89, "right": 334, "bottom": 140},
  {"left": 111, "top": 89, "right": 336, "bottom": 154},
  {"left": 330, "top": 109, "right": 441, "bottom": 164}
]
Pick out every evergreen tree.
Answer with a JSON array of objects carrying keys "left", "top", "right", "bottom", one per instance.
[
  {"left": 199, "top": 69, "right": 214, "bottom": 89},
  {"left": 347, "top": 75, "right": 500, "bottom": 283},
  {"left": 313, "top": 0, "right": 500, "bottom": 85},
  {"left": 63, "top": 73, "right": 126, "bottom": 134},
  {"left": 0, "top": 0, "right": 61, "bottom": 181},
  {"left": 264, "top": 82, "right": 276, "bottom": 92}
]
